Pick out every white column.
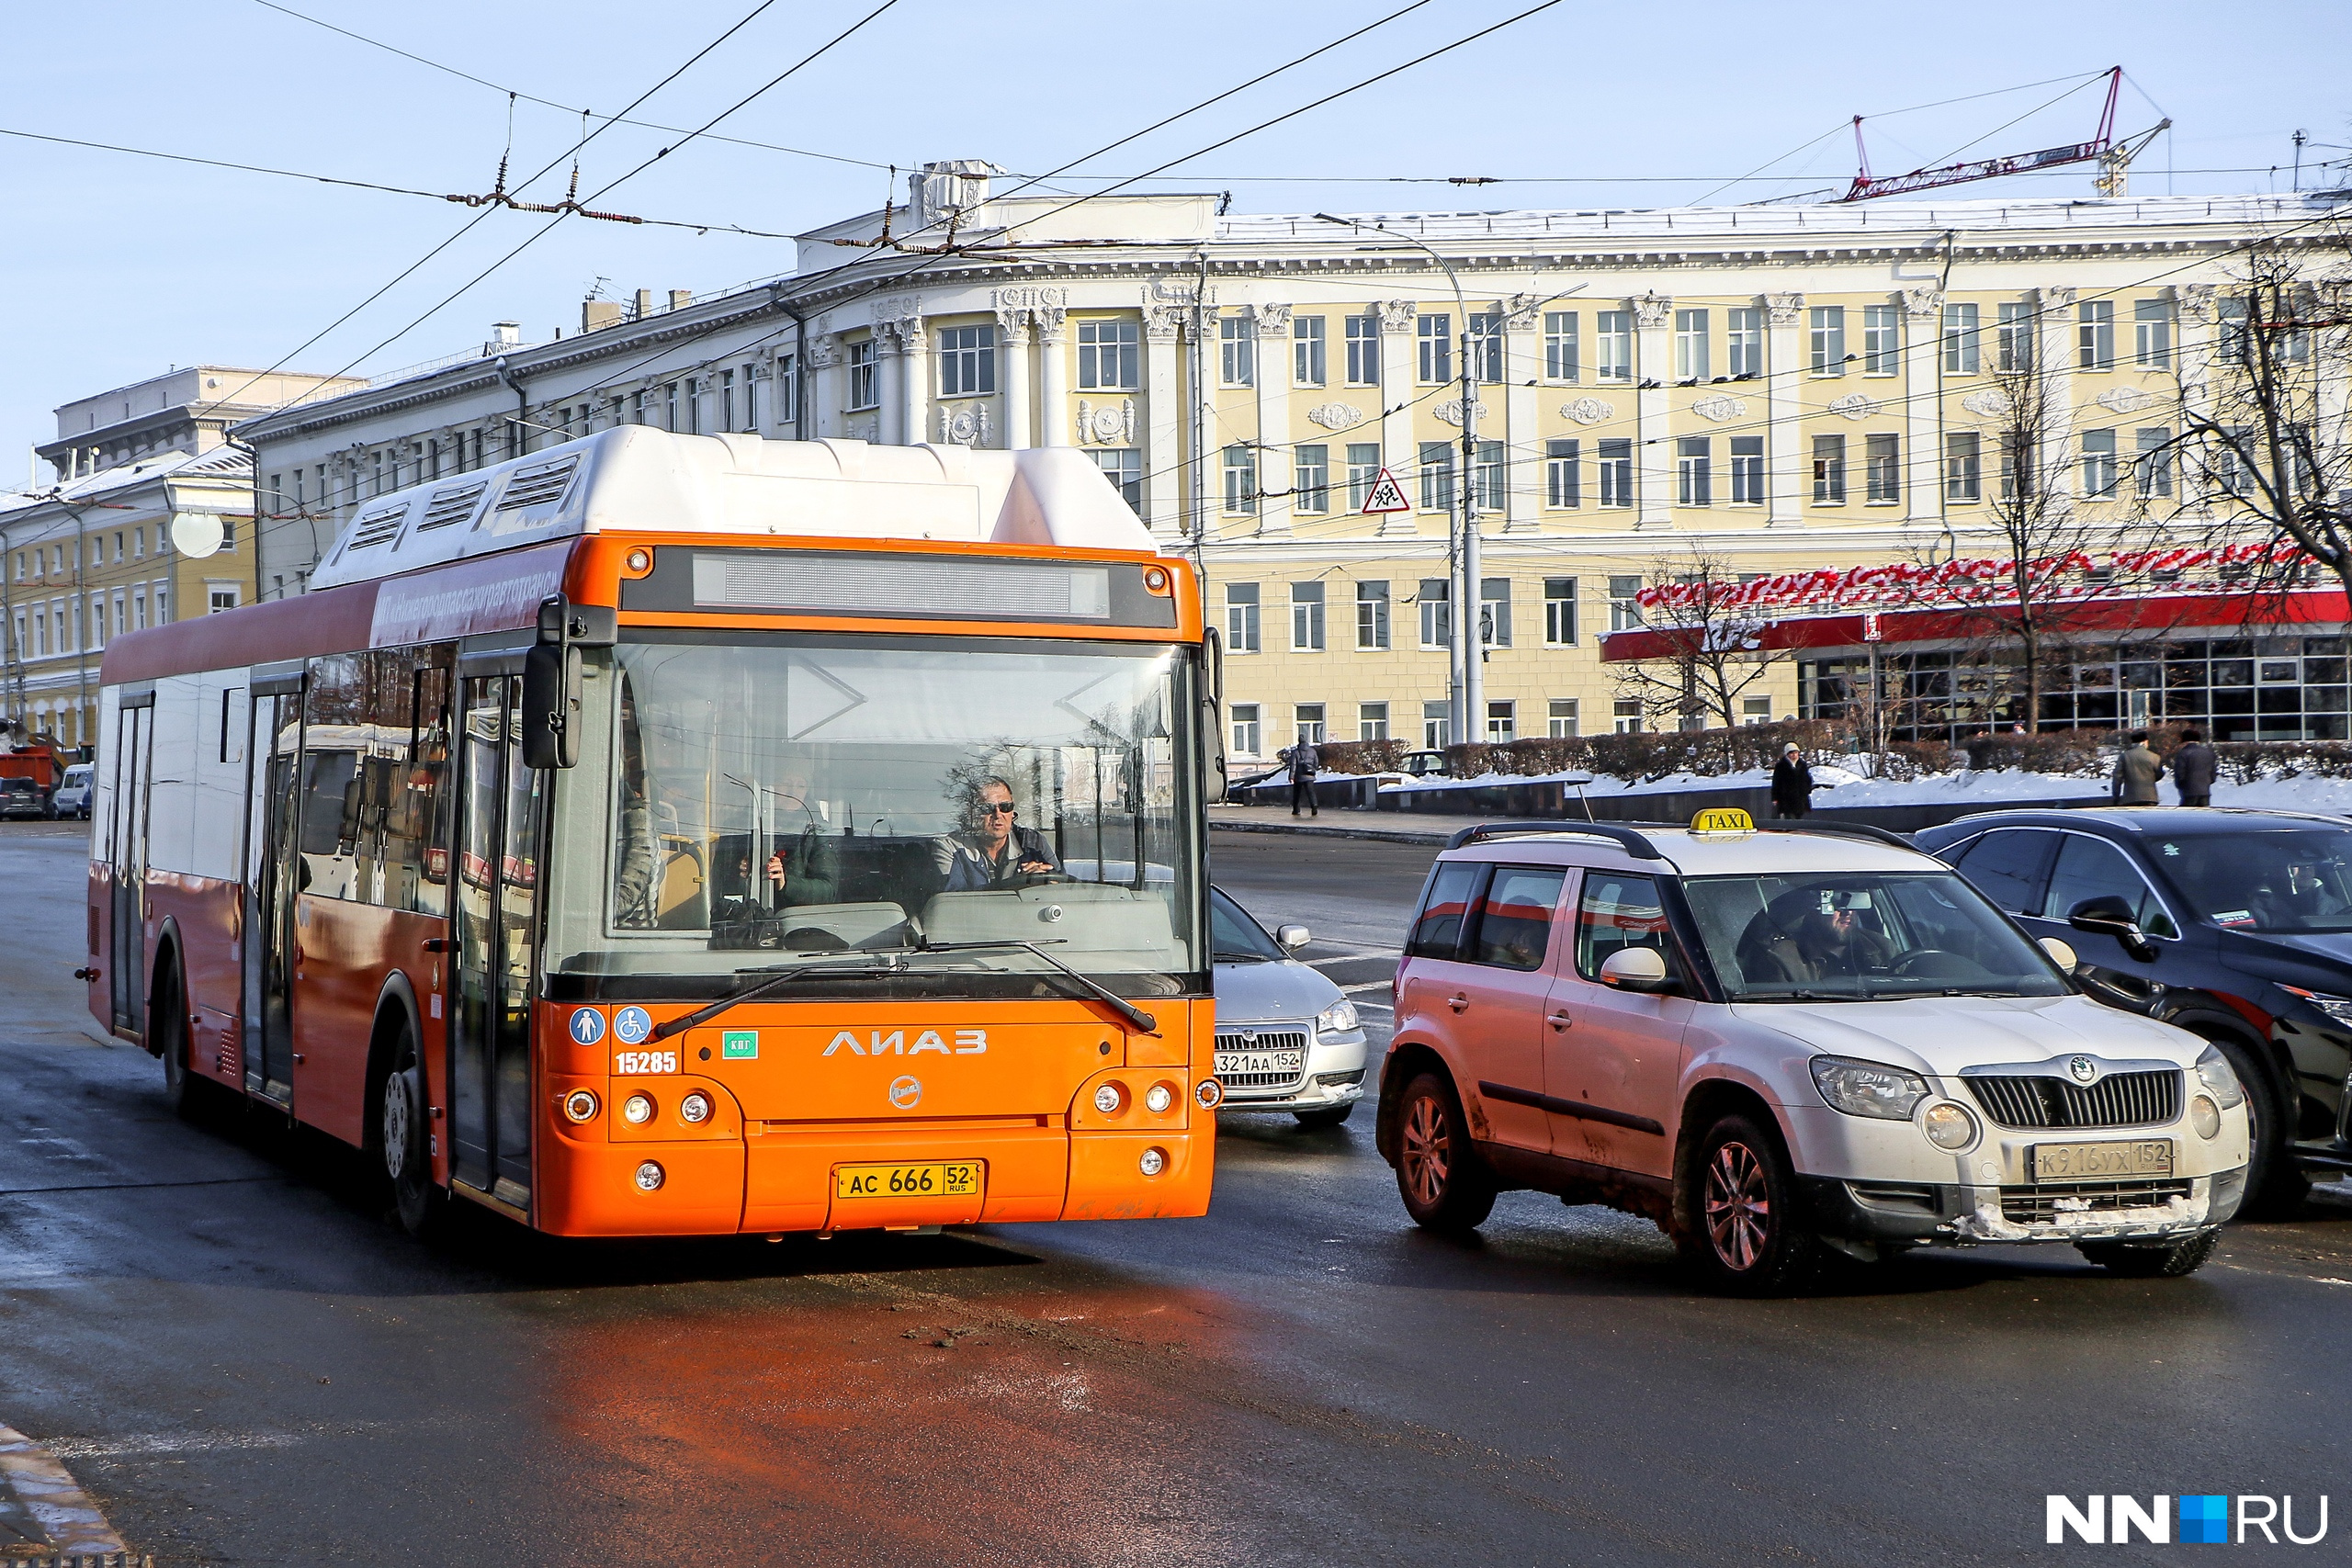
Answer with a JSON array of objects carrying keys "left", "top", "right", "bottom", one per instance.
[
  {"left": 807, "top": 341, "right": 841, "bottom": 439},
  {"left": 896, "top": 322, "right": 927, "bottom": 447},
  {"left": 1503, "top": 294, "right": 1541, "bottom": 532},
  {"left": 1253, "top": 304, "right": 1293, "bottom": 536},
  {"left": 1035, "top": 306, "right": 1069, "bottom": 445},
  {"left": 2039, "top": 286, "right": 2077, "bottom": 503},
  {"left": 1764, "top": 293, "right": 1804, "bottom": 525},
  {"left": 1633, "top": 291, "right": 1672, "bottom": 527},
  {"left": 999, "top": 310, "right": 1033, "bottom": 448},
  {"left": 1144, "top": 306, "right": 1183, "bottom": 536},
  {"left": 1904, "top": 287, "right": 1943, "bottom": 525},
  {"left": 1377, "top": 299, "right": 1417, "bottom": 536},
  {"left": 877, "top": 337, "right": 905, "bottom": 446}
]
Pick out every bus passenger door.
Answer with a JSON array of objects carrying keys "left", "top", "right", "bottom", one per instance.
[
  {"left": 106, "top": 694, "right": 153, "bottom": 1037},
  {"left": 448, "top": 676, "right": 544, "bottom": 1207},
  {"left": 241, "top": 689, "right": 301, "bottom": 1102}
]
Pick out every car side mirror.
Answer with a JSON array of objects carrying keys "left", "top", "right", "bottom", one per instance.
[
  {"left": 2066, "top": 896, "right": 2156, "bottom": 962},
  {"left": 1599, "top": 945, "right": 1674, "bottom": 992},
  {"left": 1276, "top": 923, "right": 1310, "bottom": 952},
  {"left": 2039, "top": 936, "right": 2079, "bottom": 974}
]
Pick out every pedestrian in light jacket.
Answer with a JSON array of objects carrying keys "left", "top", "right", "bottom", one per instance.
[
  {"left": 1770, "top": 743, "right": 1816, "bottom": 819},
  {"left": 2171, "top": 728, "right": 2219, "bottom": 807},
  {"left": 2110, "top": 731, "right": 2165, "bottom": 806}
]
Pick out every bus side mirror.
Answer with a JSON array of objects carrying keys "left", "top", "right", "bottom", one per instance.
[
  {"left": 1201, "top": 626, "right": 1227, "bottom": 805},
  {"left": 521, "top": 644, "right": 582, "bottom": 769}
]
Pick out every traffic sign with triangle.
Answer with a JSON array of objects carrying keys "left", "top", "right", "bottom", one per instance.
[{"left": 1359, "top": 467, "right": 1410, "bottom": 514}]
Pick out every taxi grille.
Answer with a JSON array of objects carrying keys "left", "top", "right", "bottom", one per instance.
[
  {"left": 1964, "top": 1069, "right": 2181, "bottom": 1130},
  {"left": 1216, "top": 1029, "right": 1309, "bottom": 1092},
  {"left": 1999, "top": 1179, "right": 2194, "bottom": 1224}
]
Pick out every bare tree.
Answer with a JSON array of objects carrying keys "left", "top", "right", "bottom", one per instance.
[{"left": 1613, "top": 548, "right": 1790, "bottom": 739}]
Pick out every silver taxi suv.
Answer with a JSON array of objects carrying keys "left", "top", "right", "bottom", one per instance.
[{"left": 1376, "top": 815, "right": 2252, "bottom": 1294}]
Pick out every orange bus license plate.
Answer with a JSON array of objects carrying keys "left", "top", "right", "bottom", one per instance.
[{"left": 835, "top": 1161, "right": 983, "bottom": 1200}]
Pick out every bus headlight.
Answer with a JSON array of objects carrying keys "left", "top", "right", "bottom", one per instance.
[
  {"left": 623, "top": 1093, "right": 655, "bottom": 1125},
  {"left": 679, "top": 1091, "right": 713, "bottom": 1125},
  {"left": 1092, "top": 1083, "right": 1125, "bottom": 1115},
  {"left": 1139, "top": 1147, "right": 1167, "bottom": 1177},
  {"left": 1194, "top": 1078, "right": 1224, "bottom": 1110},
  {"left": 561, "top": 1089, "right": 599, "bottom": 1123},
  {"left": 634, "top": 1160, "right": 664, "bottom": 1191},
  {"left": 1145, "top": 1083, "right": 1174, "bottom": 1114}
]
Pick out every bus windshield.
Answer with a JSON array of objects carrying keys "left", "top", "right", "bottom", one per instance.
[{"left": 544, "top": 632, "right": 1203, "bottom": 996}]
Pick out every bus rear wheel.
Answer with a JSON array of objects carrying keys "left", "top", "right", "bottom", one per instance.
[
  {"left": 153, "top": 963, "right": 229, "bottom": 1125},
  {"left": 381, "top": 1034, "right": 445, "bottom": 1239}
]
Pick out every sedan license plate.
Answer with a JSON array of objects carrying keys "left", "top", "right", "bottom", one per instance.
[
  {"left": 1216, "top": 1049, "right": 1305, "bottom": 1077},
  {"left": 2032, "top": 1140, "right": 2175, "bottom": 1181},
  {"left": 834, "top": 1161, "right": 982, "bottom": 1200}
]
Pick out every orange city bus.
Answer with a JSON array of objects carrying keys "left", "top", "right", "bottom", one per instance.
[{"left": 87, "top": 427, "right": 1222, "bottom": 1237}]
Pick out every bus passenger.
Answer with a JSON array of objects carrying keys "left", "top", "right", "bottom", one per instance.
[{"left": 933, "top": 775, "right": 1060, "bottom": 891}]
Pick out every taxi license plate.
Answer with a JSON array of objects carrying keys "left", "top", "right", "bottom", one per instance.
[
  {"left": 1216, "top": 1050, "right": 1305, "bottom": 1077},
  {"left": 2032, "top": 1140, "right": 2175, "bottom": 1181},
  {"left": 834, "top": 1161, "right": 982, "bottom": 1200}
]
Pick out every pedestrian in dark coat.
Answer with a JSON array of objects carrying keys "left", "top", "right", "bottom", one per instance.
[
  {"left": 1286, "top": 738, "right": 1321, "bottom": 818},
  {"left": 1770, "top": 742, "right": 1816, "bottom": 819},
  {"left": 2171, "top": 728, "right": 2218, "bottom": 807}
]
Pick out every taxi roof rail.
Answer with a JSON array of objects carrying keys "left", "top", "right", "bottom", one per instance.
[
  {"left": 1445, "top": 821, "right": 1668, "bottom": 860},
  {"left": 1756, "top": 819, "right": 1917, "bottom": 852}
]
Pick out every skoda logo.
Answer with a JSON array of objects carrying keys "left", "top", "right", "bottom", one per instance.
[
  {"left": 2068, "top": 1055, "right": 2098, "bottom": 1084},
  {"left": 888, "top": 1076, "right": 922, "bottom": 1110}
]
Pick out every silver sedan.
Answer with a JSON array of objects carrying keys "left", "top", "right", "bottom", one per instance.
[{"left": 1211, "top": 885, "right": 1368, "bottom": 1128}]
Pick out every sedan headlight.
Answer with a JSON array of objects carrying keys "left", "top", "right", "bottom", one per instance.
[
  {"left": 1921, "top": 1101, "right": 1978, "bottom": 1152},
  {"left": 1316, "top": 998, "right": 1360, "bottom": 1034},
  {"left": 2193, "top": 1043, "right": 2246, "bottom": 1110},
  {"left": 2281, "top": 986, "right": 2352, "bottom": 1031},
  {"left": 1810, "top": 1055, "right": 1931, "bottom": 1120}
]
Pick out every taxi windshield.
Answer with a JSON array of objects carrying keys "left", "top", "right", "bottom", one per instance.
[
  {"left": 1682, "top": 871, "right": 2070, "bottom": 1001},
  {"left": 2150, "top": 829, "right": 2352, "bottom": 933}
]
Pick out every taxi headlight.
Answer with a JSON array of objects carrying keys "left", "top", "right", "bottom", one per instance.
[
  {"left": 1316, "top": 998, "right": 1360, "bottom": 1034},
  {"left": 1921, "top": 1100, "right": 1978, "bottom": 1152},
  {"left": 1092, "top": 1082, "right": 1125, "bottom": 1115},
  {"left": 2194, "top": 1044, "right": 2246, "bottom": 1110},
  {"left": 1810, "top": 1055, "right": 1931, "bottom": 1120},
  {"left": 2189, "top": 1093, "right": 2222, "bottom": 1139}
]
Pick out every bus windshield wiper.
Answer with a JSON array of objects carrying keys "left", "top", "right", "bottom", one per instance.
[
  {"left": 921, "top": 939, "right": 1159, "bottom": 1034},
  {"left": 649, "top": 951, "right": 916, "bottom": 1041}
]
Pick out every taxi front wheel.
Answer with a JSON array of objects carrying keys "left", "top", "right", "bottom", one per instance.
[
  {"left": 2075, "top": 1230, "right": 2219, "bottom": 1278},
  {"left": 1395, "top": 1074, "right": 1496, "bottom": 1235},
  {"left": 1680, "top": 1114, "right": 1819, "bottom": 1296}
]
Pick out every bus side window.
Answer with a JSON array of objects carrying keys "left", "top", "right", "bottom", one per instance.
[{"left": 403, "top": 661, "right": 454, "bottom": 917}]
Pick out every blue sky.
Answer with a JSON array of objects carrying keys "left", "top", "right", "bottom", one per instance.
[{"left": 3, "top": 0, "right": 2345, "bottom": 479}]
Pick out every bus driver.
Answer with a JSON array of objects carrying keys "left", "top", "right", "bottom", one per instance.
[{"left": 933, "top": 775, "right": 1061, "bottom": 890}]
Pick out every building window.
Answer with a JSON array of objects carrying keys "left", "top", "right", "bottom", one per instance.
[
  {"left": 2135, "top": 427, "right": 2173, "bottom": 499},
  {"left": 1418, "top": 578, "right": 1451, "bottom": 649},
  {"left": 1544, "top": 578, "right": 1577, "bottom": 646},
  {"left": 2078, "top": 300, "right": 2116, "bottom": 370},
  {"left": 1862, "top": 304, "right": 1901, "bottom": 374},
  {"left": 1613, "top": 698, "right": 1645, "bottom": 734},
  {"left": 1946, "top": 432, "right": 1982, "bottom": 502},
  {"left": 2134, "top": 299, "right": 2172, "bottom": 368},
  {"left": 1078, "top": 319, "right": 1139, "bottom": 389},
  {"left": 1419, "top": 443, "right": 1454, "bottom": 512},
  {"left": 1294, "top": 445, "right": 1329, "bottom": 513},
  {"left": 1422, "top": 700, "right": 1451, "bottom": 750},
  {"left": 1548, "top": 698, "right": 1580, "bottom": 738},
  {"left": 1730, "top": 434, "right": 1765, "bottom": 504},
  {"left": 209, "top": 587, "right": 239, "bottom": 615},
  {"left": 741, "top": 362, "right": 762, "bottom": 430},
  {"left": 1809, "top": 306, "right": 1846, "bottom": 375},
  {"left": 1090, "top": 449, "right": 1142, "bottom": 512},
  {"left": 1544, "top": 311, "right": 1579, "bottom": 381},
  {"left": 1345, "top": 443, "right": 1381, "bottom": 510},
  {"left": 1356, "top": 581, "right": 1390, "bottom": 649},
  {"left": 1996, "top": 301, "right": 2033, "bottom": 372},
  {"left": 1598, "top": 439, "right": 1634, "bottom": 509},
  {"left": 1291, "top": 582, "right": 1326, "bottom": 651},
  {"left": 1609, "top": 574, "right": 1643, "bottom": 632},
  {"left": 1545, "top": 439, "right": 1581, "bottom": 507},
  {"left": 1742, "top": 696, "right": 1772, "bottom": 726},
  {"left": 1595, "top": 310, "right": 1633, "bottom": 382},
  {"left": 153, "top": 584, "right": 168, "bottom": 623},
  {"left": 1293, "top": 315, "right": 1326, "bottom": 387},
  {"left": 716, "top": 372, "right": 735, "bottom": 433},
  {"left": 1717, "top": 306, "right": 1760, "bottom": 379},
  {"left": 847, "top": 342, "right": 878, "bottom": 410},
  {"left": 1417, "top": 315, "right": 1452, "bottom": 384},
  {"left": 1219, "top": 316, "right": 1255, "bottom": 387},
  {"left": 1223, "top": 446, "right": 1258, "bottom": 514},
  {"left": 1813, "top": 434, "right": 1847, "bottom": 502},
  {"left": 1469, "top": 311, "right": 1504, "bottom": 384},
  {"left": 1486, "top": 701, "right": 1516, "bottom": 743},
  {"left": 1230, "top": 704, "right": 1261, "bottom": 757},
  {"left": 2000, "top": 434, "right": 2033, "bottom": 500},
  {"left": 1225, "top": 583, "right": 1261, "bottom": 652},
  {"left": 775, "top": 354, "right": 797, "bottom": 427},
  {"left": 938, "top": 324, "right": 997, "bottom": 396},
  {"left": 1674, "top": 309, "right": 1709, "bottom": 382},
  {"left": 2082, "top": 428, "right": 2120, "bottom": 497},
  {"left": 1480, "top": 578, "right": 1511, "bottom": 649},
  {"left": 1473, "top": 441, "right": 1504, "bottom": 513},
  {"left": 1865, "top": 434, "right": 1900, "bottom": 503},
  {"left": 1943, "top": 302, "right": 1981, "bottom": 374},
  {"left": 1358, "top": 701, "right": 1389, "bottom": 741},
  {"left": 1677, "top": 436, "right": 1713, "bottom": 506},
  {"left": 87, "top": 593, "right": 103, "bottom": 650},
  {"left": 1345, "top": 313, "right": 1380, "bottom": 386},
  {"left": 2217, "top": 296, "right": 2248, "bottom": 361},
  {"left": 1294, "top": 704, "right": 1327, "bottom": 745}
]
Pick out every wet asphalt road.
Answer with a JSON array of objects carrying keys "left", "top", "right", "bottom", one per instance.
[{"left": 5, "top": 818, "right": 2352, "bottom": 1567}]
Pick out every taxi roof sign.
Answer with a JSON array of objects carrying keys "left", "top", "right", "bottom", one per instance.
[{"left": 1690, "top": 807, "right": 1756, "bottom": 836}]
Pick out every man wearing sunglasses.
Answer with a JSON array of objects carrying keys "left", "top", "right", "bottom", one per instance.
[{"left": 933, "top": 774, "right": 1063, "bottom": 891}]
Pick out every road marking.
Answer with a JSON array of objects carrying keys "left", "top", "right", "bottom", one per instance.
[
  {"left": 1338, "top": 981, "right": 1392, "bottom": 994},
  {"left": 0, "top": 1424, "right": 132, "bottom": 1558}
]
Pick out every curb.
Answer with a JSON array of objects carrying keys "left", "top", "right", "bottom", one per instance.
[
  {"left": 1209, "top": 818, "right": 1450, "bottom": 847},
  {"left": 0, "top": 1426, "right": 135, "bottom": 1564}
]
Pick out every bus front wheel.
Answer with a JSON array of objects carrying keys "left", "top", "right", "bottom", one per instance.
[{"left": 381, "top": 1034, "right": 445, "bottom": 1239}]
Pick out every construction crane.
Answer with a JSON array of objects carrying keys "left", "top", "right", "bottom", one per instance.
[{"left": 1837, "top": 68, "right": 2170, "bottom": 202}]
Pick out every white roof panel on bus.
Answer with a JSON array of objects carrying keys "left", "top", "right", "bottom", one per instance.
[{"left": 308, "top": 428, "right": 1158, "bottom": 590}]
